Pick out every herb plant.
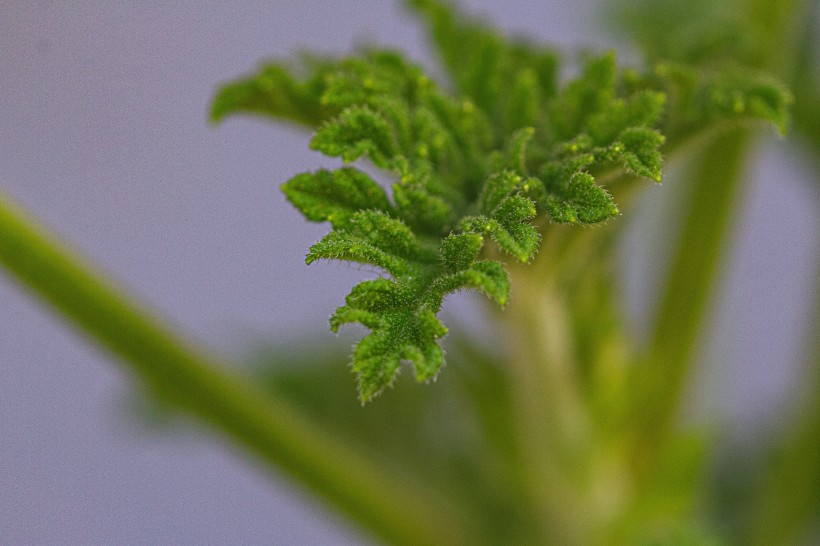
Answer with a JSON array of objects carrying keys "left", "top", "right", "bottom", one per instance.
[{"left": 1, "top": 0, "right": 817, "bottom": 544}]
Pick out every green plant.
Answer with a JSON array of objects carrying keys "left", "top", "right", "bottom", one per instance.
[{"left": 1, "top": 0, "right": 817, "bottom": 544}]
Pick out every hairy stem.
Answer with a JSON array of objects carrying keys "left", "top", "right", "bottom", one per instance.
[
  {"left": 0, "top": 192, "right": 479, "bottom": 546},
  {"left": 498, "top": 227, "right": 612, "bottom": 543}
]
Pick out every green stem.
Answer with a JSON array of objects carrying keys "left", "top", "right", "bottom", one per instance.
[
  {"left": 632, "top": 0, "right": 811, "bottom": 460},
  {"left": 743, "top": 2, "right": 820, "bottom": 540},
  {"left": 502, "top": 270, "right": 591, "bottom": 543},
  {"left": 0, "top": 192, "right": 479, "bottom": 546},
  {"left": 636, "top": 128, "right": 751, "bottom": 448},
  {"left": 498, "top": 226, "right": 621, "bottom": 543}
]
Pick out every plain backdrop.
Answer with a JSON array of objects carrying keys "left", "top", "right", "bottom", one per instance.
[{"left": 1, "top": 1, "right": 817, "bottom": 544}]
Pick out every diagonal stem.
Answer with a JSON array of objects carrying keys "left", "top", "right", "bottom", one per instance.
[{"left": 0, "top": 192, "right": 480, "bottom": 546}]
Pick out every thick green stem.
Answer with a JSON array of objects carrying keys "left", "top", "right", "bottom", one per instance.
[
  {"left": 498, "top": 226, "right": 627, "bottom": 543},
  {"left": 0, "top": 192, "right": 479, "bottom": 546},
  {"left": 502, "top": 273, "right": 591, "bottom": 543}
]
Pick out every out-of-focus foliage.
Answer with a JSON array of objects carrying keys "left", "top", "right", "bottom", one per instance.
[{"left": 612, "top": 0, "right": 820, "bottom": 544}]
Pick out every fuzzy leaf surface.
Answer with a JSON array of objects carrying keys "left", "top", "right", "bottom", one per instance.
[
  {"left": 213, "top": 0, "right": 790, "bottom": 400},
  {"left": 283, "top": 168, "right": 393, "bottom": 229}
]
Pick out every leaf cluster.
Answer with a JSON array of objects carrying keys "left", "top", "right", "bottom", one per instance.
[
  {"left": 608, "top": 0, "right": 793, "bottom": 138},
  {"left": 212, "top": 0, "right": 790, "bottom": 401}
]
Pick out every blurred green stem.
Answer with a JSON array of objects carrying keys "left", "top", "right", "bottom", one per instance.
[
  {"left": 636, "top": 128, "right": 750, "bottom": 454},
  {"left": 504, "top": 267, "right": 590, "bottom": 542},
  {"left": 633, "top": 0, "right": 810, "bottom": 473},
  {"left": 500, "top": 225, "right": 622, "bottom": 542},
  {"left": 746, "top": 3, "right": 820, "bottom": 537},
  {"left": 0, "top": 192, "right": 479, "bottom": 546}
]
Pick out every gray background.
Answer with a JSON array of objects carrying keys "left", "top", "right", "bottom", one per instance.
[{"left": 1, "top": 1, "right": 817, "bottom": 544}]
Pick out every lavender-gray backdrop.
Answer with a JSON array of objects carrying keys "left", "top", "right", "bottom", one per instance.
[{"left": 1, "top": 1, "right": 817, "bottom": 544}]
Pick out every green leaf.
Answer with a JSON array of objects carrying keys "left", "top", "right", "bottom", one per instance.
[
  {"left": 341, "top": 278, "right": 412, "bottom": 314},
  {"left": 210, "top": 62, "right": 333, "bottom": 127},
  {"left": 586, "top": 90, "right": 667, "bottom": 145},
  {"left": 306, "top": 210, "right": 431, "bottom": 277},
  {"left": 320, "top": 50, "right": 429, "bottom": 109},
  {"left": 332, "top": 288, "right": 448, "bottom": 402},
  {"left": 282, "top": 168, "right": 393, "bottom": 229},
  {"left": 407, "top": 0, "right": 502, "bottom": 110},
  {"left": 636, "top": 62, "right": 792, "bottom": 138},
  {"left": 463, "top": 194, "right": 539, "bottom": 262},
  {"left": 550, "top": 52, "right": 617, "bottom": 140},
  {"left": 354, "top": 316, "right": 446, "bottom": 402},
  {"left": 330, "top": 278, "right": 411, "bottom": 332},
  {"left": 311, "top": 106, "right": 399, "bottom": 168},
  {"left": 439, "top": 232, "right": 483, "bottom": 272},
  {"left": 432, "top": 259, "right": 510, "bottom": 307},
  {"left": 393, "top": 182, "right": 454, "bottom": 236},
  {"left": 544, "top": 172, "right": 619, "bottom": 223},
  {"left": 480, "top": 170, "right": 527, "bottom": 215},
  {"left": 212, "top": 0, "right": 790, "bottom": 402},
  {"left": 492, "top": 127, "right": 536, "bottom": 174},
  {"left": 407, "top": 0, "right": 559, "bottom": 122},
  {"left": 506, "top": 68, "right": 541, "bottom": 130},
  {"left": 407, "top": 106, "right": 459, "bottom": 170},
  {"left": 706, "top": 73, "right": 792, "bottom": 134},
  {"left": 617, "top": 127, "right": 665, "bottom": 181},
  {"left": 493, "top": 195, "right": 541, "bottom": 259}
]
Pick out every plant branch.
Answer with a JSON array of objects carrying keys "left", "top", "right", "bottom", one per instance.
[
  {"left": 0, "top": 192, "right": 480, "bottom": 546},
  {"left": 634, "top": 128, "right": 751, "bottom": 450}
]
